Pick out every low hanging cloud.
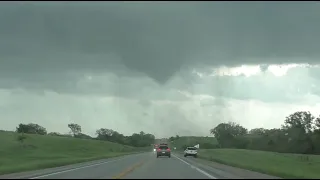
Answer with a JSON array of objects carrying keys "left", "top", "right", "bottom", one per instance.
[
  {"left": 1, "top": 2, "right": 320, "bottom": 84},
  {"left": 1, "top": 2, "right": 320, "bottom": 137}
]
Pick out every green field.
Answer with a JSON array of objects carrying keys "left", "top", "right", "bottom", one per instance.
[
  {"left": 198, "top": 149, "right": 320, "bottom": 179},
  {"left": 0, "top": 131, "right": 150, "bottom": 175},
  {"left": 169, "top": 136, "right": 320, "bottom": 178}
]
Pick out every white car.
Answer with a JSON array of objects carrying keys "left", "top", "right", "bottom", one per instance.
[{"left": 184, "top": 147, "right": 198, "bottom": 158}]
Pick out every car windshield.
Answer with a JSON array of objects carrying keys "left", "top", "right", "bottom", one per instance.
[{"left": 187, "top": 147, "right": 197, "bottom": 150}]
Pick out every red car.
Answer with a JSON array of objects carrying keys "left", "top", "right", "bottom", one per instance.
[{"left": 156, "top": 144, "right": 171, "bottom": 158}]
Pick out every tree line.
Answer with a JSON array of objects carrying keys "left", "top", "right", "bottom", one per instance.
[
  {"left": 210, "top": 111, "right": 320, "bottom": 154},
  {"left": 15, "top": 123, "right": 155, "bottom": 147}
]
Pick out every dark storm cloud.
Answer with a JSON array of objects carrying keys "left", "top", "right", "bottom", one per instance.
[{"left": 0, "top": 2, "right": 320, "bottom": 85}]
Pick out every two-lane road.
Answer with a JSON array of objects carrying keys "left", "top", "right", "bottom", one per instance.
[
  {"left": 0, "top": 152, "right": 279, "bottom": 179},
  {"left": 123, "top": 153, "right": 215, "bottom": 179}
]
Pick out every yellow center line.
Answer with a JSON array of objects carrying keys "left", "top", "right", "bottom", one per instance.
[{"left": 111, "top": 161, "right": 144, "bottom": 179}]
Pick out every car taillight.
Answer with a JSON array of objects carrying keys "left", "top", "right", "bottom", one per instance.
[
  {"left": 167, "top": 148, "right": 171, "bottom": 151},
  {"left": 157, "top": 148, "right": 161, "bottom": 151}
]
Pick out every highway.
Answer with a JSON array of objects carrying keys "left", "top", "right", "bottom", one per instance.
[{"left": 0, "top": 152, "right": 280, "bottom": 179}]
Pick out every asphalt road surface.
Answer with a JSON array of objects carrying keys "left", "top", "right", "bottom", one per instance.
[{"left": 0, "top": 152, "right": 280, "bottom": 179}]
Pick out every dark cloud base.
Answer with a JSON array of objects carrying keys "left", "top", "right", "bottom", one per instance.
[{"left": 1, "top": 2, "right": 320, "bottom": 84}]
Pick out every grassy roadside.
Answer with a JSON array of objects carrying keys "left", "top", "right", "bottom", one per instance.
[
  {"left": 197, "top": 149, "right": 320, "bottom": 179},
  {"left": 0, "top": 131, "right": 150, "bottom": 175}
]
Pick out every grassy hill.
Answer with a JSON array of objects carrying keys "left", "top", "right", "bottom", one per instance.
[
  {"left": 197, "top": 149, "right": 320, "bottom": 179},
  {"left": 168, "top": 136, "right": 320, "bottom": 178},
  {"left": 0, "top": 131, "right": 150, "bottom": 175}
]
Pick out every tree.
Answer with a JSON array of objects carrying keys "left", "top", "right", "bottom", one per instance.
[
  {"left": 282, "top": 111, "right": 314, "bottom": 134},
  {"left": 314, "top": 115, "right": 320, "bottom": 131},
  {"left": 48, "top": 132, "right": 61, "bottom": 136},
  {"left": 249, "top": 128, "right": 267, "bottom": 136},
  {"left": 95, "top": 128, "right": 126, "bottom": 143},
  {"left": 143, "top": 133, "right": 156, "bottom": 146},
  {"left": 139, "top": 131, "right": 145, "bottom": 136},
  {"left": 281, "top": 111, "right": 315, "bottom": 154},
  {"left": 311, "top": 115, "right": 320, "bottom": 154},
  {"left": 169, "top": 136, "right": 175, "bottom": 142},
  {"left": 95, "top": 128, "right": 156, "bottom": 147},
  {"left": 111, "top": 131, "right": 125, "bottom": 144},
  {"left": 128, "top": 133, "right": 142, "bottom": 147},
  {"left": 169, "top": 135, "right": 180, "bottom": 142},
  {"left": 16, "top": 123, "right": 47, "bottom": 135},
  {"left": 68, "top": 123, "right": 82, "bottom": 136},
  {"left": 96, "top": 128, "right": 115, "bottom": 139},
  {"left": 210, "top": 122, "right": 248, "bottom": 148}
]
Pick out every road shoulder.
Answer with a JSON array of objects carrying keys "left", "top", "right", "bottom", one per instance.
[
  {"left": 173, "top": 153, "right": 281, "bottom": 179},
  {"left": 0, "top": 153, "right": 145, "bottom": 179}
]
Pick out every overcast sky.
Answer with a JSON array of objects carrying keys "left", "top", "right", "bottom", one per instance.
[{"left": 1, "top": 2, "right": 320, "bottom": 138}]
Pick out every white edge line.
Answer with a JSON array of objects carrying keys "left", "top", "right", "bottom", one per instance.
[
  {"left": 28, "top": 154, "right": 141, "bottom": 179},
  {"left": 172, "top": 154, "right": 217, "bottom": 179}
]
